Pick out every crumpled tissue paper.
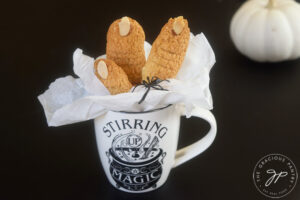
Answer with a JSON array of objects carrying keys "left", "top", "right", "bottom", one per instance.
[{"left": 38, "top": 33, "right": 215, "bottom": 126}]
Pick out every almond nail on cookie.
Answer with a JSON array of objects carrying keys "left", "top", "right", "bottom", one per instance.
[
  {"left": 142, "top": 16, "right": 190, "bottom": 81},
  {"left": 94, "top": 59, "right": 132, "bottom": 95},
  {"left": 106, "top": 16, "right": 146, "bottom": 84}
]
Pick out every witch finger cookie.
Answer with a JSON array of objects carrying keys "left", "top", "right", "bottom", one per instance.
[
  {"left": 142, "top": 16, "right": 190, "bottom": 81},
  {"left": 106, "top": 16, "right": 146, "bottom": 84},
  {"left": 94, "top": 58, "right": 132, "bottom": 95}
]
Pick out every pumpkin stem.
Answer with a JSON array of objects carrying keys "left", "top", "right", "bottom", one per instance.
[{"left": 267, "top": 0, "right": 276, "bottom": 8}]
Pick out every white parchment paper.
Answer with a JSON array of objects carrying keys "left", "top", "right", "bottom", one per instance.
[{"left": 38, "top": 33, "right": 215, "bottom": 126}]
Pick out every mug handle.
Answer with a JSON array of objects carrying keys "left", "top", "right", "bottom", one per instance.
[{"left": 173, "top": 106, "right": 217, "bottom": 168}]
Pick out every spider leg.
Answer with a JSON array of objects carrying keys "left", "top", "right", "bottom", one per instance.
[
  {"left": 152, "top": 76, "right": 158, "bottom": 82},
  {"left": 138, "top": 87, "right": 151, "bottom": 104},
  {"left": 132, "top": 84, "right": 142, "bottom": 92},
  {"left": 155, "top": 85, "right": 167, "bottom": 91},
  {"left": 151, "top": 86, "right": 163, "bottom": 90},
  {"left": 161, "top": 79, "right": 170, "bottom": 83}
]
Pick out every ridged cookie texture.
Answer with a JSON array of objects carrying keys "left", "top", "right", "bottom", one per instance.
[
  {"left": 106, "top": 16, "right": 146, "bottom": 84},
  {"left": 94, "top": 59, "right": 132, "bottom": 95},
  {"left": 142, "top": 16, "right": 190, "bottom": 81}
]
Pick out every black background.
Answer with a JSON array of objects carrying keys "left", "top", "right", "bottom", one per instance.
[{"left": 2, "top": 0, "right": 300, "bottom": 199}]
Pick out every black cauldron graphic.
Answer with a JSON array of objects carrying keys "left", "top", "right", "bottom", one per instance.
[{"left": 106, "top": 133, "right": 166, "bottom": 191}]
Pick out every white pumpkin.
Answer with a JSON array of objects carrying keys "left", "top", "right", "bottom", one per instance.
[{"left": 230, "top": 0, "right": 300, "bottom": 62}]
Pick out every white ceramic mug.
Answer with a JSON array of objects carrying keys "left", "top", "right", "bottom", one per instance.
[{"left": 94, "top": 104, "right": 217, "bottom": 193}]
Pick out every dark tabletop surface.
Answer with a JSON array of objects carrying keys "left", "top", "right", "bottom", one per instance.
[{"left": 2, "top": 0, "right": 300, "bottom": 199}]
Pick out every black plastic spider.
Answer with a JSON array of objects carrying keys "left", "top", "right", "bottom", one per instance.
[{"left": 132, "top": 76, "right": 169, "bottom": 104}]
